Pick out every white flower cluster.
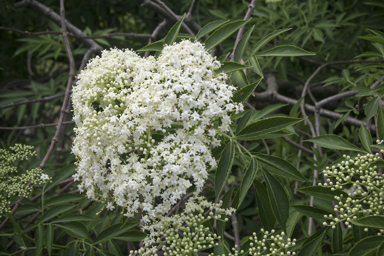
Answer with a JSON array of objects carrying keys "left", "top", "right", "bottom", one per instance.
[
  {"left": 72, "top": 40, "right": 243, "bottom": 222},
  {"left": 129, "top": 197, "right": 235, "bottom": 256},
  {"left": 319, "top": 150, "right": 384, "bottom": 229}
]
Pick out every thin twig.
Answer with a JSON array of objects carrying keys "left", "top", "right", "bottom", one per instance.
[
  {"left": 316, "top": 75, "right": 384, "bottom": 109},
  {"left": 0, "top": 196, "right": 24, "bottom": 230},
  {"left": 230, "top": 0, "right": 257, "bottom": 61},
  {"left": 17, "top": 0, "right": 101, "bottom": 50},
  {"left": 142, "top": 0, "right": 194, "bottom": 36},
  {"left": 0, "top": 27, "right": 154, "bottom": 39},
  {"left": 274, "top": 93, "right": 376, "bottom": 132},
  {"left": 145, "top": 20, "right": 167, "bottom": 58},
  {"left": 1, "top": 93, "right": 65, "bottom": 109},
  {"left": 187, "top": 0, "right": 199, "bottom": 17},
  {"left": 37, "top": 0, "right": 74, "bottom": 170},
  {"left": 300, "top": 60, "right": 384, "bottom": 137},
  {"left": 0, "top": 121, "right": 74, "bottom": 130},
  {"left": 282, "top": 137, "right": 313, "bottom": 155},
  {"left": 54, "top": 181, "right": 75, "bottom": 196}
]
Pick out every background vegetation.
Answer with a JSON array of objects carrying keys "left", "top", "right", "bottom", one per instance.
[{"left": 1, "top": 0, "right": 384, "bottom": 255}]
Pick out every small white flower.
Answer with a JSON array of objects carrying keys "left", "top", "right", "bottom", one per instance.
[
  {"left": 40, "top": 174, "right": 49, "bottom": 181},
  {"left": 106, "top": 202, "right": 115, "bottom": 211}
]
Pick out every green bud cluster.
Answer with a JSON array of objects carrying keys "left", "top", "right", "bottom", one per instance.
[
  {"left": 129, "top": 197, "right": 234, "bottom": 256},
  {"left": 319, "top": 150, "right": 384, "bottom": 230},
  {"left": 226, "top": 229, "right": 297, "bottom": 256},
  {"left": 0, "top": 144, "right": 50, "bottom": 215}
]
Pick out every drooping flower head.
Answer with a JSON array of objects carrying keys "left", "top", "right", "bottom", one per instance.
[{"left": 72, "top": 40, "right": 243, "bottom": 222}]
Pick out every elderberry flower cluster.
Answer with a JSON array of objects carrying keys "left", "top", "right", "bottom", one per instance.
[
  {"left": 129, "top": 197, "right": 235, "bottom": 256},
  {"left": 319, "top": 149, "right": 384, "bottom": 229},
  {"left": 226, "top": 229, "right": 297, "bottom": 256},
  {"left": 0, "top": 144, "right": 49, "bottom": 215},
  {"left": 72, "top": 40, "right": 243, "bottom": 222}
]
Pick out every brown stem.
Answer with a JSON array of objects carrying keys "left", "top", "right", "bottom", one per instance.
[
  {"left": 1, "top": 93, "right": 65, "bottom": 109},
  {"left": 144, "top": 20, "right": 167, "bottom": 58},
  {"left": 0, "top": 196, "right": 24, "bottom": 230},
  {"left": 0, "top": 27, "right": 153, "bottom": 39},
  {"left": 142, "top": 0, "right": 194, "bottom": 36},
  {"left": 0, "top": 120, "right": 74, "bottom": 130},
  {"left": 231, "top": 0, "right": 257, "bottom": 61},
  {"left": 16, "top": 0, "right": 101, "bottom": 50}
]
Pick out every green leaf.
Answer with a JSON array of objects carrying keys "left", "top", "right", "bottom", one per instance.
[
  {"left": 253, "top": 180, "right": 276, "bottom": 231},
  {"left": 332, "top": 222, "right": 343, "bottom": 254},
  {"left": 115, "top": 230, "right": 147, "bottom": 241},
  {"left": 305, "top": 135, "right": 366, "bottom": 152},
  {"left": 205, "top": 19, "right": 250, "bottom": 50},
  {"left": 95, "top": 38, "right": 110, "bottom": 46},
  {"left": 98, "top": 250, "right": 116, "bottom": 256},
  {"left": 235, "top": 157, "right": 258, "bottom": 208},
  {"left": 164, "top": 14, "right": 186, "bottom": 46},
  {"left": 250, "top": 28, "right": 292, "bottom": 56},
  {"left": 359, "top": 124, "right": 372, "bottom": 153},
  {"left": 348, "top": 235, "right": 384, "bottom": 256},
  {"left": 0, "top": 244, "right": 7, "bottom": 254},
  {"left": 289, "top": 97, "right": 303, "bottom": 117},
  {"left": 356, "top": 63, "right": 384, "bottom": 72},
  {"left": 66, "top": 241, "right": 79, "bottom": 256},
  {"left": 236, "top": 117, "right": 303, "bottom": 141},
  {"left": 322, "top": 76, "right": 345, "bottom": 87},
  {"left": 215, "top": 141, "right": 235, "bottom": 200},
  {"left": 40, "top": 205, "right": 75, "bottom": 223},
  {"left": 236, "top": 110, "right": 252, "bottom": 134},
  {"left": 367, "top": 29, "right": 384, "bottom": 39},
  {"left": 365, "top": 97, "right": 380, "bottom": 120},
  {"left": 255, "top": 153, "right": 307, "bottom": 182},
  {"left": 296, "top": 185, "right": 348, "bottom": 201},
  {"left": 214, "top": 244, "right": 227, "bottom": 256},
  {"left": 54, "top": 222, "right": 91, "bottom": 241},
  {"left": 249, "top": 55, "right": 264, "bottom": 78},
  {"left": 358, "top": 35, "right": 384, "bottom": 45},
  {"left": 232, "top": 79, "right": 261, "bottom": 103},
  {"left": 108, "top": 240, "right": 123, "bottom": 256},
  {"left": 14, "top": 204, "right": 39, "bottom": 216},
  {"left": 93, "top": 222, "right": 139, "bottom": 244},
  {"left": 215, "top": 61, "right": 252, "bottom": 74},
  {"left": 291, "top": 205, "right": 331, "bottom": 219},
  {"left": 286, "top": 210, "right": 302, "bottom": 238},
  {"left": 230, "top": 70, "right": 249, "bottom": 88},
  {"left": 313, "top": 28, "right": 324, "bottom": 43},
  {"left": 44, "top": 164, "right": 76, "bottom": 192},
  {"left": 46, "top": 224, "right": 54, "bottom": 256},
  {"left": 378, "top": 108, "right": 384, "bottom": 141},
  {"left": 257, "top": 45, "right": 315, "bottom": 57},
  {"left": 196, "top": 20, "right": 230, "bottom": 40},
  {"left": 234, "top": 26, "right": 255, "bottom": 62},
  {"left": 351, "top": 216, "right": 384, "bottom": 229},
  {"left": 355, "top": 51, "right": 383, "bottom": 58},
  {"left": 298, "top": 227, "right": 328, "bottom": 256},
  {"left": 137, "top": 40, "right": 164, "bottom": 52},
  {"left": 372, "top": 144, "right": 384, "bottom": 150},
  {"left": 16, "top": 104, "right": 26, "bottom": 124},
  {"left": 250, "top": 104, "right": 288, "bottom": 122},
  {"left": 262, "top": 169, "right": 289, "bottom": 232},
  {"left": 50, "top": 214, "right": 94, "bottom": 223},
  {"left": 377, "top": 242, "right": 384, "bottom": 256},
  {"left": 45, "top": 193, "right": 85, "bottom": 207},
  {"left": 35, "top": 224, "right": 44, "bottom": 254}
]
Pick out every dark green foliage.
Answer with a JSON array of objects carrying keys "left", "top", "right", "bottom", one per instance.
[{"left": 1, "top": 0, "right": 384, "bottom": 255}]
